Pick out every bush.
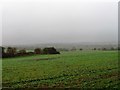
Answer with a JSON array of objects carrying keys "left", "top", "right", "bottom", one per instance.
[{"left": 18, "top": 49, "right": 26, "bottom": 54}]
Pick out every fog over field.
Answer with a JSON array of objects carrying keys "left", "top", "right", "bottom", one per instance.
[
  {"left": 1, "top": 1, "right": 119, "bottom": 89},
  {"left": 1, "top": 0, "right": 118, "bottom": 46}
]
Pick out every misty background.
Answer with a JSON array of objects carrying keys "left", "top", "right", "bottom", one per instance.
[{"left": 1, "top": 0, "right": 118, "bottom": 49}]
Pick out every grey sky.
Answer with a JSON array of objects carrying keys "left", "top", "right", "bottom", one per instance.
[
  {"left": 2, "top": 0, "right": 118, "bottom": 45},
  {"left": 0, "top": 3, "right": 2, "bottom": 46}
]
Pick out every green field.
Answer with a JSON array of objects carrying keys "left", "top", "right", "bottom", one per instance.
[{"left": 2, "top": 51, "right": 119, "bottom": 88}]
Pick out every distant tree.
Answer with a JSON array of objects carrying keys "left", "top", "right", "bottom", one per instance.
[
  {"left": 93, "top": 48, "right": 96, "bottom": 50},
  {"left": 19, "top": 49, "right": 26, "bottom": 54},
  {"left": 0, "top": 47, "right": 4, "bottom": 58},
  {"left": 6, "top": 47, "right": 15, "bottom": 57},
  {"left": 43, "top": 47, "right": 60, "bottom": 54},
  {"left": 1, "top": 47, "right": 5, "bottom": 54},
  {"left": 34, "top": 48, "right": 41, "bottom": 54},
  {"left": 13, "top": 47, "right": 17, "bottom": 54},
  {"left": 27, "top": 52, "right": 34, "bottom": 55},
  {"left": 6, "top": 47, "right": 17, "bottom": 54},
  {"left": 79, "top": 48, "right": 83, "bottom": 51}
]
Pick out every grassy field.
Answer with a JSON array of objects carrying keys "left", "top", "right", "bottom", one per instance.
[{"left": 2, "top": 51, "right": 119, "bottom": 88}]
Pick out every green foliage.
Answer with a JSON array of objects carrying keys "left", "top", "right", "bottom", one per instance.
[{"left": 2, "top": 51, "right": 119, "bottom": 88}]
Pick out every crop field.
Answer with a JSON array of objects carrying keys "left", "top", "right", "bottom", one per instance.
[{"left": 2, "top": 51, "right": 119, "bottom": 88}]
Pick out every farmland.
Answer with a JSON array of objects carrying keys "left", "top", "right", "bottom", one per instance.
[{"left": 2, "top": 51, "right": 119, "bottom": 88}]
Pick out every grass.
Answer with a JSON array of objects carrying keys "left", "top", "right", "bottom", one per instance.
[{"left": 2, "top": 50, "right": 119, "bottom": 88}]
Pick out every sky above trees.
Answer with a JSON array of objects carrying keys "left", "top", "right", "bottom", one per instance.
[{"left": 1, "top": 0, "right": 118, "bottom": 45}]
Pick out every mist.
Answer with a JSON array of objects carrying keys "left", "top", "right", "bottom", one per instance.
[{"left": 2, "top": 0, "right": 118, "bottom": 45}]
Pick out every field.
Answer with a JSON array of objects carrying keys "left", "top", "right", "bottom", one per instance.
[{"left": 2, "top": 51, "right": 119, "bottom": 88}]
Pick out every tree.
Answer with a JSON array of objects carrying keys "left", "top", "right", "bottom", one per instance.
[
  {"left": 13, "top": 48, "right": 17, "bottom": 54},
  {"left": 1, "top": 47, "right": 5, "bottom": 54},
  {"left": 7, "top": 47, "right": 17, "bottom": 54},
  {"left": 34, "top": 48, "right": 41, "bottom": 54},
  {"left": 19, "top": 49, "right": 26, "bottom": 54},
  {"left": 0, "top": 47, "right": 4, "bottom": 58},
  {"left": 79, "top": 48, "right": 83, "bottom": 51},
  {"left": 7, "top": 47, "right": 14, "bottom": 56},
  {"left": 43, "top": 47, "right": 60, "bottom": 54}
]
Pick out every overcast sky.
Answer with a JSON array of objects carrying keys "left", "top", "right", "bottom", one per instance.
[{"left": 1, "top": 0, "right": 118, "bottom": 45}]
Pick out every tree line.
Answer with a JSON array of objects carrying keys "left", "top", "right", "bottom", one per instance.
[
  {"left": 0, "top": 47, "right": 60, "bottom": 58},
  {"left": 57, "top": 47, "right": 119, "bottom": 51}
]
